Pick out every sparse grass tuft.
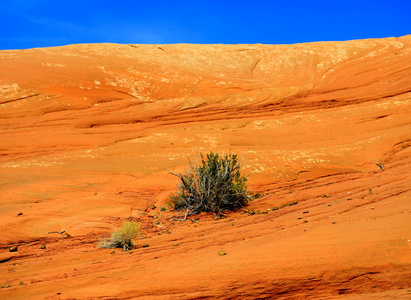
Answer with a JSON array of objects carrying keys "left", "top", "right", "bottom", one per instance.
[{"left": 98, "top": 221, "right": 141, "bottom": 250}]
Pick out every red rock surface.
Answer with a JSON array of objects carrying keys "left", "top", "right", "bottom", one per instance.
[{"left": 0, "top": 36, "right": 410, "bottom": 299}]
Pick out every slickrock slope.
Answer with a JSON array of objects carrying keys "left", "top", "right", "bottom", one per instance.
[{"left": 1, "top": 36, "right": 410, "bottom": 299}]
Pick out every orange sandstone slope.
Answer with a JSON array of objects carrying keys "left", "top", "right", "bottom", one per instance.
[{"left": 0, "top": 36, "right": 410, "bottom": 299}]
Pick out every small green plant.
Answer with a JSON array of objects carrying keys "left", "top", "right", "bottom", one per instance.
[
  {"left": 160, "top": 206, "right": 166, "bottom": 212},
  {"left": 169, "top": 152, "right": 249, "bottom": 216},
  {"left": 98, "top": 221, "right": 141, "bottom": 250}
]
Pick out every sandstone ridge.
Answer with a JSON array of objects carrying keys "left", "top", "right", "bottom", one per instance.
[{"left": 0, "top": 36, "right": 410, "bottom": 299}]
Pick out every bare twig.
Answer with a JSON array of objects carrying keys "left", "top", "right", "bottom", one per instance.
[
  {"left": 172, "top": 208, "right": 190, "bottom": 222},
  {"left": 376, "top": 163, "right": 385, "bottom": 171},
  {"left": 48, "top": 230, "right": 65, "bottom": 234}
]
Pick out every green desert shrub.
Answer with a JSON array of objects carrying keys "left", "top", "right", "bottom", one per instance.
[
  {"left": 98, "top": 221, "right": 141, "bottom": 250},
  {"left": 169, "top": 152, "right": 249, "bottom": 215}
]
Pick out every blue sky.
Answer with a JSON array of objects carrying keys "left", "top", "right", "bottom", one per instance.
[{"left": 0, "top": 0, "right": 410, "bottom": 50}]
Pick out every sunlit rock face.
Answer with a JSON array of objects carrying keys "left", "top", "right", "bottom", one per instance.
[{"left": 0, "top": 36, "right": 410, "bottom": 299}]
